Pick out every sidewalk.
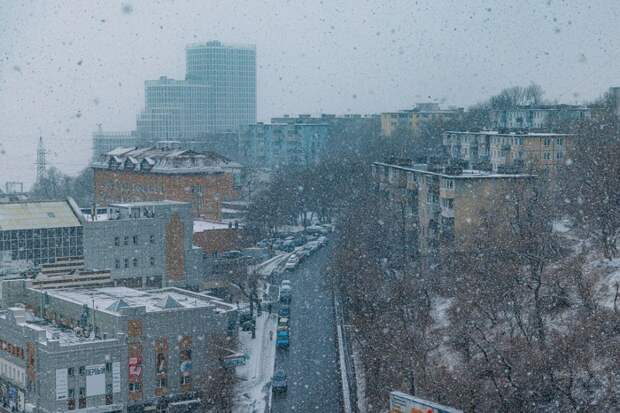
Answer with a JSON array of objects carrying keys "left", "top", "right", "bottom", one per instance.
[{"left": 233, "top": 312, "right": 278, "bottom": 413}]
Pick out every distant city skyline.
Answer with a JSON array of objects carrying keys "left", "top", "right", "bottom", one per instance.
[{"left": 1, "top": 1, "right": 620, "bottom": 187}]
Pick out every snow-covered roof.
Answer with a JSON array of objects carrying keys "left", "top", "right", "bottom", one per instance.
[
  {"left": 0, "top": 200, "right": 81, "bottom": 231},
  {"left": 44, "top": 287, "right": 236, "bottom": 314}
]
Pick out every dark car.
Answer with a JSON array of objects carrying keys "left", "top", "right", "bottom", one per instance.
[
  {"left": 278, "top": 306, "right": 290, "bottom": 317},
  {"left": 272, "top": 370, "right": 288, "bottom": 393}
]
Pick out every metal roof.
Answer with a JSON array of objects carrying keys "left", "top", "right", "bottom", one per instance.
[{"left": 0, "top": 201, "right": 81, "bottom": 231}]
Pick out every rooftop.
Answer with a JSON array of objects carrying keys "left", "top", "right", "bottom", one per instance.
[
  {"left": 92, "top": 144, "right": 239, "bottom": 174},
  {"left": 374, "top": 162, "right": 535, "bottom": 180},
  {"left": 445, "top": 130, "right": 572, "bottom": 137},
  {"left": 44, "top": 286, "right": 237, "bottom": 314},
  {"left": 0, "top": 307, "right": 105, "bottom": 346},
  {"left": 0, "top": 200, "right": 81, "bottom": 231}
]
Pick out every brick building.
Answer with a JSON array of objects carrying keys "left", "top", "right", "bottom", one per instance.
[{"left": 92, "top": 142, "right": 241, "bottom": 220}]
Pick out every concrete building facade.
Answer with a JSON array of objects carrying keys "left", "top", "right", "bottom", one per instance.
[
  {"left": 380, "top": 103, "right": 464, "bottom": 137},
  {"left": 0, "top": 281, "right": 237, "bottom": 413},
  {"left": 239, "top": 122, "right": 329, "bottom": 168},
  {"left": 81, "top": 201, "right": 200, "bottom": 289},
  {"left": 373, "top": 161, "right": 534, "bottom": 256},
  {"left": 489, "top": 105, "right": 590, "bottom": 131},
  {"left": 442, "top": 130, "right": 571, "bottom": 173}
]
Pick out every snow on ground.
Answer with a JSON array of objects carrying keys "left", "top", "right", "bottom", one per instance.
[
  {"left": 233, "top": 313, "right": 277, "bottom": 413},
  {"left": 352, "top": 341, "right": 368, "bottom": 413},
  {"left": 591, "top": 257, "right": 620, "bottom": 310},
  {"left": 252, "top": 252, "right": 292, "bottom": 277},
  {"left": 193, "top": 219, "right": 231, "bottom": 232},
  {"left": 431, "top": 296, "right": 453, "bottom": 330}
]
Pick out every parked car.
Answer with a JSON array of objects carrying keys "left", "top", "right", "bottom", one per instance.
[
  {"left": 222, "top": 250, "right": 243, "bottom": 259},
  {"left": 281, "top": 279, "right": 291, "bottom": 287},
  {"left": 276, "top": 330, "right": 289, "bottom": 348},
  {"left": 272, "top": 370, "right": 288, "bottom": 393},
  {"left": 278, "top": 306, "right": 290, "bottom": 317},
  {"left": 318, "top": 236, "right": 328, "bottom": 246},
  {"left": 278, "top": 317, "right": 289, "bottom": 327},
  {"left": 285, "top": 256, "right": 298, "bottom": 271}
]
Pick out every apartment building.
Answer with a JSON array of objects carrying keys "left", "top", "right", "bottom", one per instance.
[
  {"left": 380, "top": 103, "right": 464, "bottom": 137},
  {"left": 442, "top": 131, "right": 571, "bottom": 173},
  {"left": 92, "top": 142, "right": 241, "bottom": 220},
  {"left": 239, "top": 122, "right": 329, "bottom": 169},
  {"left": 373, "top": 161, "right": 534, "bottom": 255},
  {"left": 0, "top": 280, "right": 237, "bottom": 413},
  {"left": 489, "top": 105, "right": 590, "bottom": 131}
]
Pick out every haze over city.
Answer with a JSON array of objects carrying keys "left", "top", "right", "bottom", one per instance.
[{"left": 1, "top": 0, "right": 620, "bottom": 186}]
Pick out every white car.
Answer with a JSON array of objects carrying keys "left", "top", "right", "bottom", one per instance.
[
  {"left": 281, "top": 280, "right": 292, "bottom": 289},
  {"left": 285, "top": 257, "right": 298, "bottom": 271}
]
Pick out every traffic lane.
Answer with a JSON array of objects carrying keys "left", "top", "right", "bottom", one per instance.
[{"left": 271, "top": 245, "right": 342, "bottom": 412}]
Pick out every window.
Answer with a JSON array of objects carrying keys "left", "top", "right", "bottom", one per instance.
[
  {"left": 123, "top": 236, "right": 129, "bottom": 246},
  {"left": 115, "top": 259, "right": 120, "bottom": 269},
  {"left": 133, "top": 235, "right": 138, "bottom": 245},
  {"left": 124, "top": 258, "right": 129, "bottom": 269},
  {"left": 114, "top": 236, "right": 120, "bottom": 247},
  {"left": 68, "top": 389, "right": 75, "bottom": 399},
  {"left": 129, "top": 382, "right": 142, "bottom": 392},
  {"left": 68, "top": 367, "right": 75, "bottom": 376},
  {"left": 149, "top": 235, "right": 155, "bottom": 244},
  {"left": 543, "top": 152, "right": 551, "bottom": 160},
  {"left": 150, "top": 256, "right": 155, "bottom": 266},
  {"left": 133, "top": 257, "right": 138, "bottom": 267},
  {"left": 180, "top": 375, "right": 192, "bottom": 385},
  {"left": 544, "top": 138, "right": 551, "bottom": 146},
  {"left": 79, "top": 366, "right": 85, "bottom": 376},
  {"left": 79, "top": 387, "right": 86, "bottom": 397},
  {"left": 105, "top": 362, "right": 112, "bottom": 373},
  {"left": 556, "top": 151, "right": 563, "bottom": 159}
]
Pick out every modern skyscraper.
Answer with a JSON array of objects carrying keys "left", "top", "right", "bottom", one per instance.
[
  {"left": 136, "top": 76, "right": 210, "bottom": 144},
  {"left": 186, "top": 41, "right": 257, "bottom": 133}
]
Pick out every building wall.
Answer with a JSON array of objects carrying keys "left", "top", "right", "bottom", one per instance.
[
  {"left": 240, "top": 123, "right": 329, "bottom": 168},
  {"left": 192, "top": 228, "right": 245, "bottom": 255},
  {"left": 93, "top": 169, "right": 236, "bottom": 220},
  {"left": 83, "top": 203, "right": 194, "bottom": 288}
]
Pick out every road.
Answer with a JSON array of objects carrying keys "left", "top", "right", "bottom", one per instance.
[{"left": 270, "top": 243, "right": 343, "bottom": 412}]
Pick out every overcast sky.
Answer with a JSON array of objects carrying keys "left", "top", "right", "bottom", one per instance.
[{"left": 1, "top": 0, "right": 619, "bottom": 187}]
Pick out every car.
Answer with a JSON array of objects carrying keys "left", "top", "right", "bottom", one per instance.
[
  {"left": 279, "top": 289, "right": 291, "bottom": 304},
  {"left": 285, "top": 256, "right": 298, "bottom": 271},
  {"left": 318, "top": 236, "right": 328, "bottom": 246},
  {"left": 222, "top": 250, "right": 243, "bottom": 259},
  {"left": 276, "top": 330, "right": 289, "bottom": 348},
  {"left": 278, "top": 317, "right": 289, "bottom": 327},
  {"left": 281, "top": 279, "right": 291, "bottom": 287},
  {"left": 272, "top": 370, "right": 288, "bottom": 393},
  {"left": 278, "top": 306, "right": 290, "bottom": 317}
]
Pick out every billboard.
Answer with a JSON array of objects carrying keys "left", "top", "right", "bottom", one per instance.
[
  {"left": 389, "top": 391, "right": 463, "bottom": 413},
  {"left": 55, "top": 369, "right": 68, "bottom": 400},
  {"left": 85, "top": 364, "right": 106, "bottom": 397}
]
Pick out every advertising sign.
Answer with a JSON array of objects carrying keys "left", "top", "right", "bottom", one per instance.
[
  {"left": 112, "top": 362, "right": 121, "bottom": 393},
  {"left": 55, "top": 369, "right": 68, "bottom": 400},
  {"left": 85, "top": 364, "right": 106, "bottom": 397},
  {"left": 389, "top": 391, "right": 463, "bottom": 413}
]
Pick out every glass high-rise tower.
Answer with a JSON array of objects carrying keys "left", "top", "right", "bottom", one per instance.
[{"left": 186, "top": 41, "right": 257, "bottom": 133}]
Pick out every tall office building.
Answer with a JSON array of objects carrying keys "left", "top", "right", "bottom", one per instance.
[
  {"left": 136, "top": 76, "right": 209, "bottom": 144},
  {"left": 186, "top": 41, "right": 257, "bottom": 133}
]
